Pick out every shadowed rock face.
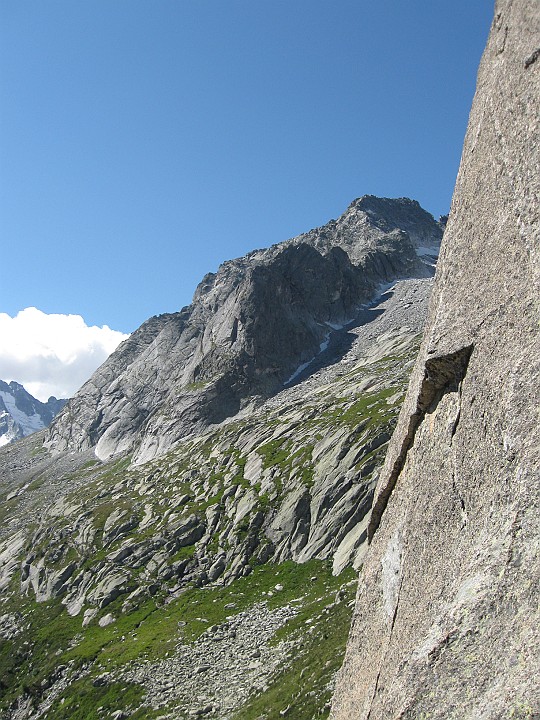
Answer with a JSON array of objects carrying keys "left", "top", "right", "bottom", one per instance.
[
  {"left": 46, "top": 196, "right": 442, "bottom": 464},
  {"left": 331, "top": 1, "right": 540, "bottom": 718}
]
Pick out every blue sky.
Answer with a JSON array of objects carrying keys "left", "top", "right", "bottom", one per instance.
[{"left": 1, "top": 1, "right": 493, "bottom": 336}]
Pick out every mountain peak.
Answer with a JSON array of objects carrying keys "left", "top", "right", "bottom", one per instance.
[{"left": 47, "top": 195, "right": 442, "bottom": 464}]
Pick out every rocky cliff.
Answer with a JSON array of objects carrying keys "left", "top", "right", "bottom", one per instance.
[
  {"left": 46, "top": 196, "right": 442, "bottom": 465},
  {"left": 331, "top": 1, "right": 540, "bottom": 718}
]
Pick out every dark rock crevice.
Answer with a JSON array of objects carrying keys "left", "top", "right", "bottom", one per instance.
[
  {"left": 525, "top": 46, "right": 540, "bottom": 67},
  {"left": 368, "top": 344, "right": 474, "bottom": 541}
]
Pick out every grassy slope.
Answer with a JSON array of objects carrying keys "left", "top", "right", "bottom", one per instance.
[
  {"left": 1, "top": 561, "right": 355, "bottom": 720},
  {"left": 0, "top": 338, "right": 420, "bottom": 719}
]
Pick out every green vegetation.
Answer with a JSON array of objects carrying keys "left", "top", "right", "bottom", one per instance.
[
  {"left": 256, "top": 438, "right": 315, "bottom": 490},
  {"left": 0, "top": 560, "right": 356, "bottom": 719},
  {"left": 42, "top": 679, "right": 152, "bottom": 720},
  {"left": 257, "top": 438, "right": 291, "bottom": 469},
  {"left": 0, "top": 339, "right": 421, "bottom": 719}
]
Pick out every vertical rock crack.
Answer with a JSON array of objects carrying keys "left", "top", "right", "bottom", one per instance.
[{"left": 368, "top": 345, "right": 474, "bottom": 541}]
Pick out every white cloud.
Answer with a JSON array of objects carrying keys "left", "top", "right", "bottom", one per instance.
[{"left": 0, "top": 308, "right": 129, "bottom": 402}]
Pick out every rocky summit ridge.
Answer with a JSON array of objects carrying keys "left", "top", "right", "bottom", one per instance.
[{"left": 46, "top": 196, "right": 442, "bottom": 466}]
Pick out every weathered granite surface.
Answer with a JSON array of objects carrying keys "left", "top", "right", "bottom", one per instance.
[{"left": 331, "top": 1, "right": 540, "bottom": 718}]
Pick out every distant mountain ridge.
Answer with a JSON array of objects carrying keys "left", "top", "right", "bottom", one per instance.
[
  {"left": 47, "top": 195, "right": 444, "bottom": 465},
  {"left": 0, "top": 380, "right": 66, "bottom": 446}
]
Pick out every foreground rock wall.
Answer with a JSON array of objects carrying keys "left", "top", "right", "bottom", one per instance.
[{"left": 332, "top": 1, "right": 540, "bottom": 718}]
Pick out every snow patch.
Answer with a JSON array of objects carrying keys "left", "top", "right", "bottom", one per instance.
[
  {"left": 284, "top": 359, "right": 315, "bottom": 386},
  {"left": 325, "top": 318, "right": 355, "bottom": 331},
  {"left": 0, "top": 390, "right": 45, "bottom": 436},
  {"left": 415, "top": 246, "right": 438, "bottom": 269},
  {"left": 285, "top": 333, "right": 331, "bottom": 385}
]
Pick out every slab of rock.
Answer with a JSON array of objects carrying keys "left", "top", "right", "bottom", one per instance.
[
  {"left": 0, "top": 531, "right": 25, "bottom": 592},
  {"left": 331, "top": 2, "right": 540, "bottom": 718},
  {"left": 88, "top": 570, "right": 133, "bottom": 609},
  {"left": 98, "top": 613, "right": 115, "bottom": 628}
]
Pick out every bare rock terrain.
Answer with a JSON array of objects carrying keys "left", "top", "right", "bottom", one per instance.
[
  {"left": 46, "top": 196, "right": 441, "bottom": 465},
  {"left": 331, "top": 1, "right": 540, "bottom": 717}
]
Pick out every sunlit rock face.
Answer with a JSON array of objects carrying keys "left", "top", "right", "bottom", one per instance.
[
  {"left": 46, "top": 196, "right": 443, "bottom": 464},
  {"left": 331, "top": 2, "right": 540, "bottom": 718}
]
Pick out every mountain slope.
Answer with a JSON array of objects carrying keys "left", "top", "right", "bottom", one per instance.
[
  {"left": 331, "top": 2, "right": 540, "bottom": 717},
  {"left": 0, "top": 192, "right": 438, "bottom": 718},
  {"left": 46, "top": 196, "right": 442, "bottom": 465},
  {"left": 0, "top": 282, "right": 427, "bottom": 718},
  {"left": 0, "top": 380, "right": 66, "bottom": 447}
]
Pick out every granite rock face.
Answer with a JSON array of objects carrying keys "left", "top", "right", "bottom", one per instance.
[
  {"left": 331, "top": 2, "right": 540, "bottom": 718},
  {"left": 46, "top": 196, "right": 442, "bottom": 464}
]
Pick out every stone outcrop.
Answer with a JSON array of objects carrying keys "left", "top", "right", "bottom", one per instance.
[
  {"left": 331, "top": 1, "right": 540, "bottom": 718},
  {"left": 45, "top": 197, "right": 442, "bottom": 464}
]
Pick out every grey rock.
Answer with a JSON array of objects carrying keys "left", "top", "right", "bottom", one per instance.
[
  {"left": 82, "top": 608, "right": 98, "bottom": 627},
  {"left": 0, "top": 612, "right": 22, "bottom": 640},
  {"left": 207, "top": 556, "right": 226, "bottom": 582},
  {"left": 0, "top": 531, "right": 26, "bottom": 593},
  {"left": 118, "top": 603, "right": 298, "bottom": 716},
  {"left": 170, "top": 514, "right": 205, "bottom": 547},
  {"left": 98, "top": 613, "right": 115, "bottom": 628},
  {"left": 46, "top": 198, "right": 442, "bottom": 464},
  {"left": 121, "top": 585, "right": 148, "bottom": 613},
  {"left": 331, "top": 2, "right": 540, "bottom": 717},
  {"left": 102, "top": 509, "right": 138, "bottom": 547},
  {"left": 107, "top": 541, "right": 137, "bottom": 564},
  {"left": 192, "top": 708, "right": 212, "bottom": 717},
  {"left": 45, "top": 561, "right": 77, "bottom": 599},
  {"left": 88, "top": 570, "right": 132, "bottom": 609}
]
